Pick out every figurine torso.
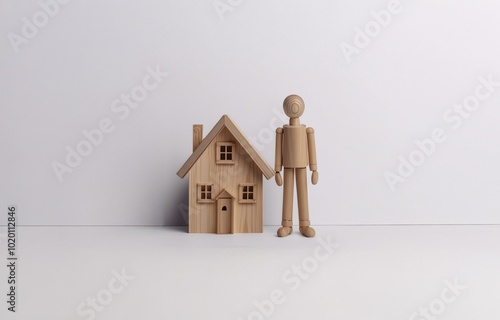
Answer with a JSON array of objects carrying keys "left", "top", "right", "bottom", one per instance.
[{"left": 282, "top": 124, "right": 308, "bottom": 168}]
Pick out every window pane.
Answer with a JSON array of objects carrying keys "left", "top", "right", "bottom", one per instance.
[
  {"left": 249, "top": 193, "right": 253, "bottom": 200},
  {"left": 207, "top": 186, "right": 212, "bottom": 192},
  {"left": 221, "top": 154, "right": 226, "bottom": 160},
  {"left": 227, "top": 154, "right": 232, "bottom": 160},
  {"left": 201, "top": 193, "right": 206, "bottom": 199},
  {"left": 207, "top": 193, "right": 211, "bottom": 199},
  {"left": 227, "top": 146, "right": 232, "bottom": 152},
  {"left": 243, "top": 186, "right": 247, "bottom": 192},
  {"left": 201, "top": 186, "right": 205, "bottom": 192},
  {"left": 249, "top": 186, "right": 253, "bottom": 192},
  {"left": 243, "top": 194, "right": 247, "bottom": 200},
  {"left": 220, "top": 146, "right": 226, "bottom": 152}
]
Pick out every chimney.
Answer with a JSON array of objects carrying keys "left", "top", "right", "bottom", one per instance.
[{"left": 193, "top": 124, "right": 203, "bottom": 151}]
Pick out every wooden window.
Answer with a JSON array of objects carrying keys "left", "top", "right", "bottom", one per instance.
[
  {"left": 239, "top": 184, "right": 256, "bottom": 203},
  {"left": 216, "top": 142, "right": 235, "bottom": 164},
  {"left": 197, "top": 184, "right": 214, "bottom": 203}
]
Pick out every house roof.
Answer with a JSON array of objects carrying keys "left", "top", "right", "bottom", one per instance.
[{"left": 177, "top": 115, "right": 275, "bottom": 180}]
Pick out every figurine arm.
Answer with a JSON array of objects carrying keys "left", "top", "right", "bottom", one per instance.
[
  {"left": 275, "top": 127, "right": 283, "bottom": 186},
  {"left": 306, "top": 127, "right": 319, "bottom": 185}
]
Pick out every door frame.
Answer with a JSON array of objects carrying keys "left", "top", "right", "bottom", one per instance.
[{"left": 217, "top": 198, "right": 233, "bottom": 234}]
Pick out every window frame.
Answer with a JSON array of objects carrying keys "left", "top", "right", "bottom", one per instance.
[
  {"left": 216, "top": 142, "right": 236, "bottom": 165},
  {"left": 197, "top": 183, "right": 214, "bottom": 203},
  {"left": 239, "top": 183, "right": 256, "bottom": 204}
]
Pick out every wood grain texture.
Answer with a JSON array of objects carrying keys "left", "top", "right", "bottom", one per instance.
[
  {"left": 177, "top": 115, "right": 274, "bottom": 180},
  {"left": 184, "top": 124, "right": 266, "bottom": 233},
  {"left": 282, "top": 125, "right": 308, "bottom": 168},
  {"left": 306, "top": 127, "right": 317, "bottom": 171},
  {"left": 277, "top": 94, "right": 317, "bottom": 237},
  {"left": 193, "top": 125, "right": 203, "bottom": 152}
]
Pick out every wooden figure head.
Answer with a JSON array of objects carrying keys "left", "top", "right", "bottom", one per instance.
[{"left": 283, "top": 94, "right": 305, "bottom": 119}]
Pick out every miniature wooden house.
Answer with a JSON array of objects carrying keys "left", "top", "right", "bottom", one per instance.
[{"left": 177, "top": 115, "right": 274, "bottom": 234}]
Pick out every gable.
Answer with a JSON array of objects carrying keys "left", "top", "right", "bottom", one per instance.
[
  {"left": 191, "top": 127, "right": 262, "bottom": 182},
  {"left": 177, "top": 115, "right": 274, "bottom": 180},
  {"left": 216, "top": 189, "right": 235, "bottom": 199}
]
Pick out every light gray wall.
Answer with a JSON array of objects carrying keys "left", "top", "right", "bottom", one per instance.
[{"left": 1, "top": 0, "right": 500, "bottom": 225}]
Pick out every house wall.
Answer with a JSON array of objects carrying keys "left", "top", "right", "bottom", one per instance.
[{"left": 188, "top": 127, "right": 263, "bottom": 233}]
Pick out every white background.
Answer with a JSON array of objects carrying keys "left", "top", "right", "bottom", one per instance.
[
  {"left": 2, "top": 0, "right": 500, "bottom": 226},
  {"left": 1, "top": 2, "right": 500, "bottom": 320}
]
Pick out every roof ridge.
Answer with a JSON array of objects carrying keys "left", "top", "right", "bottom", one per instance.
[{"left": 176, "top": 115, "right": 274, "bottom": 180}]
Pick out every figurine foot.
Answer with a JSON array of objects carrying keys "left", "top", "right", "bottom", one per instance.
[
  {"left": 299, "top": 226, "right": 315, "bottom": 238},
  {"left": 277, "top": 226, "right": 293, "bottom": 237}
]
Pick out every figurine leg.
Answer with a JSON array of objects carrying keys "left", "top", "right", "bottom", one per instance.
[
  {"left": 296, "top": 167, "right": 315, "bottom": 237},
  {"left": 278, "top": 168, "right": 294, "bottom": 237}
]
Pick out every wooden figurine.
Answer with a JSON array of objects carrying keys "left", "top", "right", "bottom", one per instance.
[
  {"left": 177, "top": 115, "right": 274, "bottom": 234},
  {"left": 275, "top": 95, "right": 318, "bottom": 238}
]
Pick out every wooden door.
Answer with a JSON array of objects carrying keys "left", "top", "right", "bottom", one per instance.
[{"left": 217, "top": 199, "right": 232, "bottom": 234}]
